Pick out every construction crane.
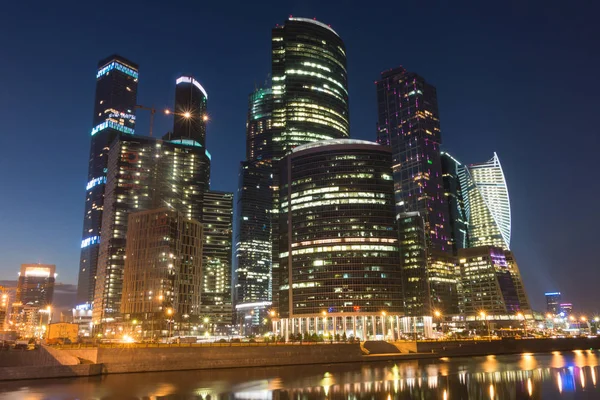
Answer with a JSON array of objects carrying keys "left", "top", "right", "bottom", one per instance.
[{"left": 134, "top": 104, "right": 156, "bottom": 137}]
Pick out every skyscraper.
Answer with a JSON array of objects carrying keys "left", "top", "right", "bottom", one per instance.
[
  {"left": 77, "top": 55, "right": 139, "bottom": 305},
  {"left": 545, "top": 292, "right": 562, "bottom": 315},
  {"left": 121, "top": 208, "right": 203, "bottom": 338},
  {"left": 441, "top": 152, "right": 470, "bottom": 253},
  {"left": 200, "top": 191, "right": 234, "bottom": 330},
  {"left": 171, "top": 76, "right": 208, "bottom": 147},
  {"left": 458, "top": 247, "right": 522, "bottom": 316},
  {"left": 92, "top": 135, "right": 211, "bottom": 324},
  {"left": 460, "top": 153, "right": 511, "bottom": 250},
  {"left": 277, "top": 139, "right": 402, "bottom": 340},
  {"left": 376, "top": 67, "right": 452, "bottom": 316},
  {"left": 272, "top": 17, "right": 350, "bottom": 153},
  {"left": 15, "top": 264, "right": 56, "bottom": 307}
]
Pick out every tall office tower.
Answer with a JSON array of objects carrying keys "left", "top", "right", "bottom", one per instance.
[
  {"left": 458, "top": 246, "right": 524, "bottom": 316},
  {"left": 120, "top": 208, "right": 202, "bottom": 337},
  {"left": 376, "top": 68, "right": 452, "bottom": 317},
  {"left": 171, "top": 76, "right": 208, "bottom": 148},
  {"left": 376, "top": 67, "right": 450, "bottom": 251},
  {"left": 234, "top": 87, "right": 276, "bottom": 311},
  {"left": 77, "top": 55, "right": 139, "bottom": 305},
  {"left": 200, "top": 191, "right": 234, "bottom": 331},
  {"left": 277, "top": 139, "right": 402, "bottom": 339},
  {"left": 460, "top": 153, "right": 511, "bottom": 250},
  {"left": 441, "top": 152, "right": 470, "bottom": 253},
  {"left": 505, "top": 252, "right": 531, "bottom": 311},
  {"left": 272, "top": 17, "right": 350, "bottom": 153},
  {"left": 15, "top": 264, "right": 56, "bottom": 307},
  {"left": 559, "top": 303, "right": 572, "bottom": 316},
  {"left": 93, "top": 135, "right": 211, "bottom": 324},
  {"left": 0, "top": 287, "right": 9, "bottom": 330},
  {"left": 545, "top": 292, "right": 562, "bottom": 315}
]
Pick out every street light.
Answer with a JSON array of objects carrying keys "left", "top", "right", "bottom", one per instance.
[
  {"left": 434, "top": 310, "right": 442, "bottom": 336},
  {"left": 166, "top": 308, "right": 174, "bottom": 340},
  {"left": 480, "top": 311, "right": 491, "bottom": 341}
]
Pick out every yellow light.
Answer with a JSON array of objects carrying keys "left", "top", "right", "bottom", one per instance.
[
  {"left": 164, "top": 109, "right": 171, "bottom": 115},
  {"left": 202, "top": 114, "right": 208, "bottom": 121},
  {"left": 434, "top": 310, "right": 441, "bottom": 318},
  {"left": 381, "top": 311, "right": 387, "bottom": 317},
  {"left": 546, "top": 313, "right": 553, "bottom": 319},
  {"left": 132, "top": 319, "right": 138, "bottom": 325},
  {"left": 166, "top": 308, "right": 173, "bottom": 316},
  {"left": 480, "top": 311, "right": 486, "bottom": 319},
  {"left": 322, "top": 311, "right": 327, "bottom": 316},
  {"left": 158, "top": 295, "right": 164, "bottom": 301},
  {"left": 581, "top": 316, "right": 587, "bottom": 322},
  {"left": 184, "top": 112, "right": 191, "bottom": 118},
  {"left": 517, "top": 312, "right": 524, "bottom": 319},
  {"left": 270, "top": 311, "right": 276, "bottom": 317},
  {"left": 203, "top": 317, "right": 209, "bottom": 323}
]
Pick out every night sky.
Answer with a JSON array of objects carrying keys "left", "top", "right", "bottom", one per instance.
[{"left": 1, "top": 1, "right": 598, "bottom": 312}]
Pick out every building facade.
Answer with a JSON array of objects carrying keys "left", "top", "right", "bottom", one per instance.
[
  {"left": 458, "top": 246, "right": 524, "bottom": 316},
  {"left": 171, "top": 76, "right": 208, "bottom": 148},
  {"left": 92, "top": 135, "right": 210, "bottom": 324},
  {"left": 545, "top": 292, "right": 562, "bottom": 315},
  {"left": 441, "top": 152, "right": 470, "bottom": 253},
  {"left": 460, "top": 153, "right": 511, "bottom": 250},
  {"left": 15, "top": 264, "right": 56, "bottom": 307},
  {"left": 120, "top": 208, "right": 203, "bottom": 338},
  {"left": 277, "top": 139, "right": 402, "bottom": 340},
  {"left": 201, "top": 191, "right": 234, "bottom": 331},
  {"left": 77, "top": 55, "right": 139, "bottom": 305}
]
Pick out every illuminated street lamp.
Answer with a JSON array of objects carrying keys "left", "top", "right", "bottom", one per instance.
[
  {"left": 166, "top": 308, "right": 174, "bottom": 339},
  {"left": 433, "top": 310, "right": 443, "bottom": 336}
]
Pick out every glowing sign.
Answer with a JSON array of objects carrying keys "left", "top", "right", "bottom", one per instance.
[
  {"left": 170, "top": 139, "right": 202, "bottom": 148},
  {"left": 91, "top": 120, "right": 135, "bottom": 136},
  {"left": 81, "top": 236, "right": 100, "bottom": 248},
  {"left": 97, "top": 61, "right": 139, "bottom": 79},
  {"left": 86, "top": 176, "right": 106, "bottom": 190},
  {"left": 24, "top": 268, "right": 51, "bottom": 277},
  {"left": 176, "top": 76, "right": 208, "bottom": 99}
]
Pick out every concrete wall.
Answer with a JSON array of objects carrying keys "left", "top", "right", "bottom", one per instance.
[
  {"left": 95, "top": 343, "right": 363, "bottom": 374},
  {"left": 0, "top": 347, "right": 62, "bottom": 367},
  {"left": 0, "top": 364, "right": 102, "bottom": 381}
]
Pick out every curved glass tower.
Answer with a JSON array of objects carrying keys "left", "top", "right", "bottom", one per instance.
[
  {"left": 277, "top": 139, "right": 402, "bottom": 339},
  {"left": 460, "top": 153, "right": 511, "bottom": 250},
  {"left": 272, "top": 17, "right": 350, "bottom": 154}
]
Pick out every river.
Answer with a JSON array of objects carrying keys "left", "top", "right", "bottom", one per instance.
[{"left": 1, "top": 350, "right": 600, "bottom": 399}]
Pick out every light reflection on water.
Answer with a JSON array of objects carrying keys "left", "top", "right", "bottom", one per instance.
[{"left": 1, "top": 350, "right": 600, "bottom": 399}]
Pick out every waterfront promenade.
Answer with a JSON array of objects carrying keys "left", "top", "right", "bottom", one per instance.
[{"left": 2, "top": 337, "right": 600, "bottom": 381}]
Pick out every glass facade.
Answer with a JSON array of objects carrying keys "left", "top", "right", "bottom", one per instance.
[
  {"left": 92, "top": 135, "right": 210, "bottom": 323},
  {"left": 77, "top": 55, "right": 138, "bottom": 305},
  {"left": 441, "top": 152, "right": 470, "bottom": 253},
  {"left": 171, "top": 76, "right": 208, "bottom": 148},
  {"left": 272, "top": 17, "right": 350, "bottom": 154},
  {"left": 121, "top": 208, "right": 203, "bottom": 338},
  {"left": 460, "top": 153, "right": 511, "bottom": 250},
  {"left": 15, "top": 264, "right": 56, "bottom": 307},
  {"left": 458, "top": 246, "right": 523, "bottom": 316},
  {"left": 278, "top": 139, "right": 402, "bottom": 319},
  {"left": 201, "top": 191, "right": 234, "bottom": 330},
  {"left": 246, "top": 87, "right": 275, "bottom": 161},
  {"left": 545, "top": 292, "right": 562, "bottom": 315}
]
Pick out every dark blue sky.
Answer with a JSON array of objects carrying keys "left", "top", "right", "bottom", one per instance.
[{"left": 1, "top": 1, "right": 598, "bottom": 312}]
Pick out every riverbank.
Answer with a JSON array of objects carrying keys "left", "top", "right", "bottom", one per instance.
[{"left": 2, "top": 338, "right": 599, "bottom": 381}]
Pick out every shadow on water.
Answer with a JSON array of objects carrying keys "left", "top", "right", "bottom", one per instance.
[{"left": 2, "top": 350, "right": 600, "bottom": 399}]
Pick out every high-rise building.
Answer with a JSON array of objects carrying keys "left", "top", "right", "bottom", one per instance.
[
  {"left": 376, "top": 67, "right": 450, "bottom": 251},
  {"left": 441, "top": 152, "right": 470, "bottom": 253},
  {"left": 121, "top": 208, "right": 203, "bottom": 338},
  {"left": 376, "top": 67, "right": 453, "bottom": 317},
  {"left": 92, "top": 135, "right": 210, "bottom": 324},
  {"left": 545, "top": 292, "right": 562, "bottom": 315},
  {"left": 460, "top": 153, "right": 511, "bottom": 250},
  {"left": 272, "top": 17, "right": 350, "bottom": 154},
  {"left": 276, "top": 139, "right": 402, "bottom": 339},
  {"left": 246, "top": 87, "right": 275, "bottom": 161},
  {"left": 458, "top": 246, "right": 524, "bottom": 316},
  {"left": 77, "top": 55, "right": 139, "bottom": 305},
  {"left": 505, "top": 252, "right": 531, "bottom": 311},
  {"left": 201, "top": 191, "right": 234, "bottom": 331},
  {"left": 171, "top": 76, "right": 208, "bottom": 148},
  {"left": 559, "top": 303, "right": 572, "bottom": 316},
  {"left": 15, "top": 264, "right": 56, "bottom": 307}
]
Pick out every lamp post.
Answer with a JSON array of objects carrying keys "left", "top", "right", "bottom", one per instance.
[
  {"left": 166, "top": 308, "right": 174, "bottom": 340},
  {"left": 480, "top": 311, "right": 491, "bottom": 341},
  {"left": 434, "top": 310, "right": 442, "bottom": 337}
]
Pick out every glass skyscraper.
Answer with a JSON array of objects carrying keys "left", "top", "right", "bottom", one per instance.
[
  {"left": 171, "top": 76, "right": 208, "bottom": 147},
  {"left": 376, "top": 67, "right": 453, "bottom": 316},
  {"left": 441, "top": 152, "right": 470, "bottom": 253},
  {"left": 77, "top": 55, "right": 139, "bottom": 305},
  {"left": 276, "top": 139, "right": 402, "bottom": 340},
  {"left": 234, "top": 17, "right": 351, "bottom": 326},
  {"left": 460, "top": 153, "right": 511, "bottom": 250}
]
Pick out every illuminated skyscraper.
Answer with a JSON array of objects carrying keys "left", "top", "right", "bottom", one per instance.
[
  {"left": 77, "top": 55, "right": 138, "bottom": 305},
  {"left": 93, "top": 135, "right": 211, "bottom": 324},
  {"left": 15, "top": 264, "right": 56, "bottom": 307},
  {"left": 545, "top": 292, "right": 561, "bottom": 315},
  {"left": 171, "top": 76, "right": 208, "bottom": 147},
  {"left": 460, "top": 153, "right": 511, "bottom": 250},
  {"left": 441, "top": 152, "right": 470, "bottom": 253},
  {"left": 272, "top": 17, "right": 350, "bottom": 153},
  {"left": 121, "top": 208, "right": 203, "bottom": 339},
  {"left": 276, "top": 139, "right": 402, "bottom": 339},
  {"left": 201, "top": 191, "right": 234, "bottom": 330},
  {"left": 376, "top": 67, "right": 453, "bottom": 317}
]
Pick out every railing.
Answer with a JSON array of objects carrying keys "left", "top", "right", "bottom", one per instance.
[{"left": 51, "top": 340, "right": 359, "bottom": 349}]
